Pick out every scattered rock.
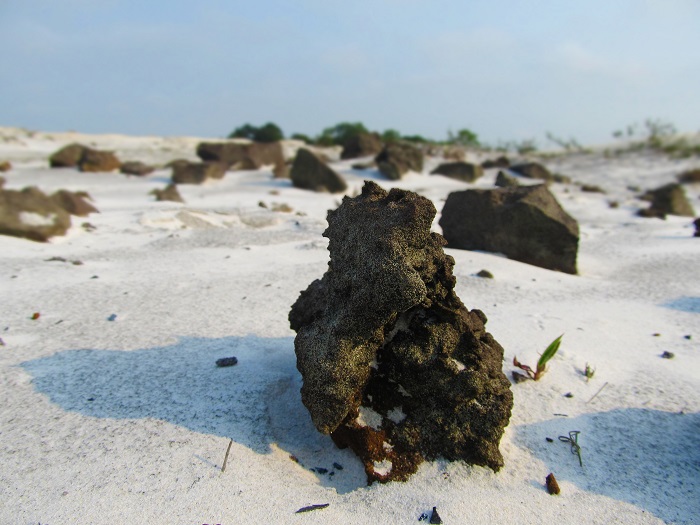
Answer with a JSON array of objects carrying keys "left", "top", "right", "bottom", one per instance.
[
  {"left": 0, "top": 186, "right": 72, "bottom": 241},
  {"left": 443, "top": 146, "right": 466, "bottom": 161},
  {"left": 49, "top": 143, "right": 87, "bottom": 168},
  {"left": 289, "top": 181, "right": 513, "bottom": 483},
  {"left": 581, "top": 184, "right": 605, "bottom": 193},
  {"left": 120, "top": 161, "right": 155, "bottom": 176},
  {"left": 638, "top": 183, "right": 695, "bottom": 218},
  {"left": 495, "top": 171, "right": 519, "bottom": 188},
  {"left": 171, "top": 161, "right": 228, "bottom": 184},
  {"left": 439, "top": 184, "right": 579, "bottom": 274},
  {"left": 164, "top": 159, "right": 191, "bottom": 170},
  {"left": 0, "top": 161, "right": 11, "bottom": 172},
  {"left": 481, "top": 156, "right": 510, "bottom": 169},
  {"left": 295, "top": 504, "right": 329, "bottom": 514},
  {"left": 694, "top": 218, "right": 700, "bottom": 237},
  {"left": 341, "top": 132, "right": 383, "bottom": 160},
  {"left": 546, "top": 473, "right": 561, "bottom": 495},
  {"left": 509, "top": 162, "right": 553, "bottom": 182},
  {"left": 51, "top": 190, "right": 98, "bottom": 216},
  {"left": 430, "top": 161, "right": 483, "bottom": 183},
  {"left": 78, "top": 148, "right": 121, "bottom": 172},
  {"left": 107, "top": 314, "right": 117, "bottom": 322},
  {"left": 552, "top": 173, "right": 572, "bottom": 184},
  {"left": 351, "top": 160, "right": 376, "bottom": 170},
  {"left": 429, "top": 507, "right": 443, "bottom": 524},
  {"left": 150, "top": 184, "right": 184, "bottom": 203},
  {"left": 290, "top": 149, "right": 347, "bottom": 193},
  {"left": 661, "top": 351, "right": 675, "bottom": 359},
  {"left": 216, "top": 356, "right": 239, "bottom": 367},
  {"left": 677, "top": 168, "right": 700, "bottom": 184},
  {"left": 31, "top": 312, "right": 40, "bottom": 320},
  {"left": 476, "top": 269, "right": 494, "bottom": 279},
  {"left": 375, "top": 142, "right": 423, "bottom": 180},
  {"left": 196, "top": 140, "right": 287, "bottom": 176}
]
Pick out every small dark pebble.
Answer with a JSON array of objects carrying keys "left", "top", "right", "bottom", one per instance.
[
  {"left": 476, "top": 269, "right": 494, "bottom": 279},
  {"left": 419, "top": 513, "right": 429, "bottom": 522},
  {"left": 295, "top": 503, "right": 329, "bottom": 514},
  {"left": 216, "top": 356, "right": 239, "bottom": 367},
  {"left": 107, "top": 314, "right": 117, "bottom": 322},
  {"left": 31, "top": 312, "right": 40, "bottom": 320},
  {"left": 546, "top": 473, "right": 561, "bottom": 495},
  {"left": 512, "top": 371, "right": 530, "bottom": 383},
  {"left": 315, "top": 467, "right": 328, "bottom": 474},
  {"left": 429, "top": 506, "right": 443, "bottom": 524},
  {"left": 91, "top": 275, "right": 99, "bottom": 279},
  {"left": 564, "top": 392, "right": 574, "bottom": 398},
  {"left": 333, "top": 462, "right": 343, "bottom": 470},
  {"left": 289, "top": 455, "right": 299, "bottom": 463},
  {"left": 684, "top": 335, "right": 692, "bottom": 340},
  {"left": 546, "top": 437, "right": 554, "bottom": 443},
  {"left": 72, "top": 260, "right": 84, "bottom": 266},
  {"left": 661, "top": 351, "right": 675, "bottom": 359},
  {"left": 653, "top": 333, "right": 661, "bottom": 337},
  {"left": 87, "top": 397, "right": 95, "bottom": 402},
  {"left": 0, "top": 337, "right": 4, "bottom": 346}
]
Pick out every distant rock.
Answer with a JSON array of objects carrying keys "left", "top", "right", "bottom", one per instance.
[
  {"left": 151, "top": 183, "right": 184, "bottom": 203},
  {"left": 341, "top": 133, "right": 383, "bottom": 160},
  {"left": 638, "top": 183, "right": 695, "bottom": 219},
  {"left": 439, "top": 184, "right": 579, "bottom": 274},
  {"left": 482, "top": 156, "right": 510, "bottom": 169},
  {"left": 0, "top": 186, "right": 72, "bottom": 241},
  {"left": 290, "top": 149, "right": 347, "bottom": 193},
  {"left": 694, "top": 218, "right": 700, "bottom": 237},
  {"left": 442, "top": 146, "right": 466, "bottom": 161},
  {"left": 289, "top": 181, "right": 513, "bottom": 483},
  {"left": 165, "top": 159, "right": 191, "bottom": 170},
  {"left": 580, "top": 184, "right": 606, "bottom": 193},
  {"left": 351, "top": 160, "right": 376, "bottom": 171},
  {"left": 49, "top": 143, "right": 87, "bottom": 168},
  {"left": 375, "top": 142, "right": 423, "bottom": 180},
  {"left": 79, "top": 148, "right": 121, "bottom": 172},
  {"left": 509, "top": 162, "right": 553, "bottom": 182},
  {"left": 495, "top": 171, "right": 519, "bottom": 188},
  {"left": 431, "top": 161, "right": 483, "bottom": 183},
  {"left": 196, "top": 140, "right": 287, "bottom": 176},
  {"left": 0, "top": 161, "right": 11, "bottom": 172},
  {"left": 120, "top": 161, "right": 155, "bottom": 176},
  {"left": 678, "top": 168, "right": 700, "bottom": 184},
  {"left": 51, "top": 190, "right": 98, "bottom": 216},
  {"left": 171, "top": 161, "right": 228, "bottom": 184}
]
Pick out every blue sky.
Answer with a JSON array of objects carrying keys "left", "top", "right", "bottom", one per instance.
[{"left": 1, "top": 0, "right": 698, "bottom": 145}]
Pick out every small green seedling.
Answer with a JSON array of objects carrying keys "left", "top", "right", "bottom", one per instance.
[
  {"left": 513, "top": 334, "right": 563, "bottom": 381},
  {"left": 584, "top": 363, "right": 596, "bottom": 381}
]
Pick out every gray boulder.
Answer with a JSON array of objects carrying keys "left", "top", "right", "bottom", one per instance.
[
  {"left": 289, "top": 181, "right": 513, "bottom": 483},
  {"left": 171, "top": 161, "right": 228, "bottom": 184},
  {"left": 431, "top": 161, "right": 483, "bottom": 183},
  {"left": 290, "top": 149, "right": 347, "bottom": 193},
  {"left": 375, "top": 142, "right": 423, "bottom": 180},
  {"left": 439, "top": 184, "right": 579, "bottom": 274},
  {"left": 638, "top": 183, "right": 695, "bottom": 218}
]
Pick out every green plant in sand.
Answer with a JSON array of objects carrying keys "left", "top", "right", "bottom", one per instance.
[{"left": 512, "top": 334, "right": 563, "bottom": 382}]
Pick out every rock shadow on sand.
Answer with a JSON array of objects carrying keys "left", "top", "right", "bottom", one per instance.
[
  {"left": 662, "top": 296, "right": 700, "bottom": 314},
  {"left": 514, "top": 408, "right": 700, "bottom": 524},
  {"left": 20, "top": 335, "right": 367, "bottom": 493}
]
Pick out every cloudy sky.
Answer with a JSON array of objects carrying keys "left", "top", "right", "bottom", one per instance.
[{"left": 1, "top": 0, "right": 698, "bottom": 146}]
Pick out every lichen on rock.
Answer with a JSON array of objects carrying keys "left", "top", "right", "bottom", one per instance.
[{"left": 289, "top": 181, "right": 513, "bottom": 483}]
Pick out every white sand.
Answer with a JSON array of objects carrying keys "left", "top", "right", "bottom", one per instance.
[{"left": 1, "top": 128, "right": 698, "bottom": 524}]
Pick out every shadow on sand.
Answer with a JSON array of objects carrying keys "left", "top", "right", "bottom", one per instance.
[
  {"left": 20, "top": 335, "right": 368, "bottom": 493},
  {"left": 662, "top": 296, "right": 700, "bottom": 314},
  {"left": 514, "top": 408, "right": 700, "bottom": 524}
]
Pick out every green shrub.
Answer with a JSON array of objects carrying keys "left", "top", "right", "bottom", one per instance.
[{"left": 228, "top": 122, "right": 284, "bottom": 142}]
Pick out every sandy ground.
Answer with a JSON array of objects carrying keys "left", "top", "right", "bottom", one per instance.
[{"left": 0, "top": 128, "right": 699, "bottom": 524}]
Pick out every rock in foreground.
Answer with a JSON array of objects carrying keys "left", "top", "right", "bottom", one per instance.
[
  {"left": 439, "top": 184, "right": 579, "bottom": 274},
  {"left": 289, "top": 181, "right": 513, "bottom": 483}
]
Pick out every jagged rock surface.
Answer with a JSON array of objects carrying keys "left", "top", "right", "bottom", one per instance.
[
  {"left": 289, "top": 181, "right": 513, "bottom": 483},
  {"left": 439, "top": 184, "right": 579, "bottom": 274}
]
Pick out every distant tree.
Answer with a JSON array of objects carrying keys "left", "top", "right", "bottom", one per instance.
[
  {"left": 402, "top": 134, "right": 430, "bottom": 144},
  {"left": 290, "top": 133, "right": 313, "bottom": 144},
  {"left": 448, "top": 128, "right": 480, "bottom": 148},
  {"left": 381, "top": 129, "right": 401, "bottom": 143},
  {"left": 321, "top": 122, "right": 370, "bottom": 147},
  {"left": 228, "top": 122, "right": 284, "bottom": 142}
]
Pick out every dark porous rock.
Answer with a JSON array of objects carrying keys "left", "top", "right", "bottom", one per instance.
[
  {"left": 638, "top": 183, "right": 695, "bottom": 219},
  {"left": 481, "top": 156, "right": 510, "bottom": 169},
  {"left": 0, "top": 161, "right": 11, "bottom": 172},
  {"left": 289, "top": 181, "right": 513, "bottom": 483},
  {"left": 120, "top": 161, "right": 155, "bottom": 176},
  {"left": 431, "top": 162, "right": 483, "bottom": 183},
  {"left": 49, "top": 143, "right": 87, "bottom": 168},
  {"left": 495, "top": 170, "right": 519, "bottom": 188},
  {"left": 171, "top": 161, "right": 228, "bottom": 184},
  {"left": 341, "top": 132, "right": 383, "bottom": 160},
  {"left": 678, "top": 169, "right": 700, "bottom": 184},
  {"left": 0, "top": 186, "right": 72, "bottom": 241},
  {"left": 509, "top": 162, "right": 553, "bottom": 182},
  {"left": 51, "top": 190, "right": 98, "bottom": 216},
  {"left": 290, "top": 149, "right": 347, "bottom": 193},
  {"left": 78, "top": 148, "right": 121, "bottom": 173},
  {"left": 439, "top": 184, "right": 579, "bottom": 274},
  {"left": 375, "top": 142, "right": 424, "bottom": 180},
  {"left": 150, "top": 184, "right": 184, "bottom": 203}
]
